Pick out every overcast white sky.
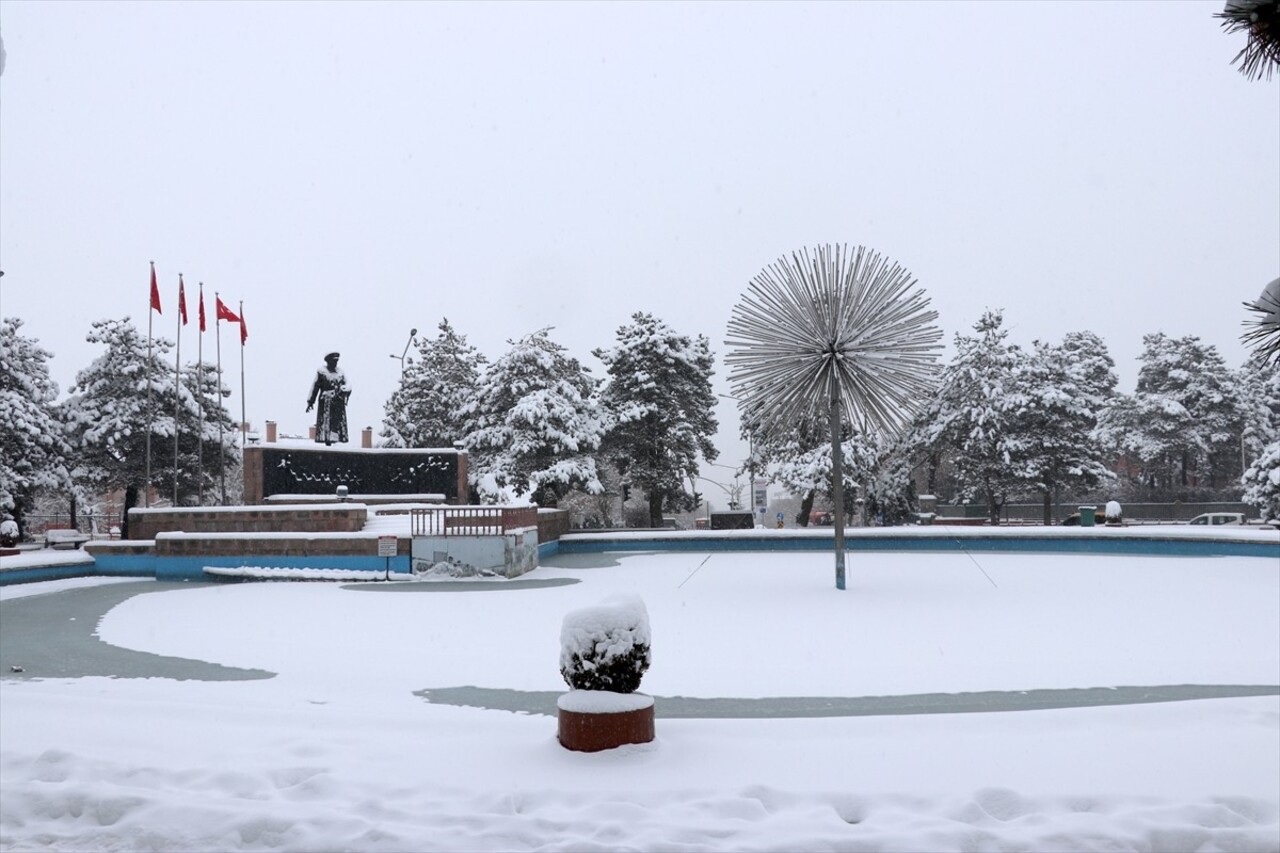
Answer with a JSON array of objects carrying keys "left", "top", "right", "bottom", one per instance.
[{"left": 1, "top": 0, "right": 1276, "bottom": 484}]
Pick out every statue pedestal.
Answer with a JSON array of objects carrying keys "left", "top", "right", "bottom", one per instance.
[{"left": 557, "top": 691, "right": 655, "bottom": 752}]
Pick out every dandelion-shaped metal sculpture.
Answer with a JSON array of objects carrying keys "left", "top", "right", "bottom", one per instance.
[
  {"left": 725, "top": 244, "right": 943, "bottom": 589},
  {"left": 1242, "top": 277, "right": 1280, "bottom": 368},
  {"left": 1217, "top": 0, "right": 1280, "bottom": 82}
]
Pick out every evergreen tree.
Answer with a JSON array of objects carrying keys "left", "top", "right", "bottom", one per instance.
[
  {"left": 594, "top": 313, "right": 719, "bottom": 527},
  {"left": 62, "top": 318, "right": 238, "bottom": 532},
  {"left": 861, "top": 433, "right": 926, "bottom": 526},
  {"left": 1098, "top": 333, "right": 1242, "bottom": 497},
  {"left": 1237, "top": 355, "right": 1280, "bottom": 469},
  {"left": 1010, "top": 331, "right": 1117, "bottom": 523},
  {"left": 1239, "top": 354, "right": 1280, "bottom": 521},
  {"left": 172, "top": 360, "right": 243, "bottom": 504},
  {"left": 464, "top": 328, "right": 603, "bottom": 506},
  {"left": 0, "top": 317, "right": 73, "bottom": 530},
  {"left": 380, "top": 318, "right": 485, "bottom": 448},
  {"left": 757, "top": 414, "right": 871, "bottom": 525},
  {"left": 1242, "top": 439, "right": 1280, "bottom": 521},
  {"left": 928, "top": 310, "right": 1028, "bottom": 523}
]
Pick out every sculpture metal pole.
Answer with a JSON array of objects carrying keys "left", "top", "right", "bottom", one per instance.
[{"left": 829, "top": 370, "right": 846, "bottom": 590}]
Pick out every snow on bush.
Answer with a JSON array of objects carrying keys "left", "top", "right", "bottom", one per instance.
[
  {"left": 1105, "top": 500, "right": 1123, "bottom": 524},
  {"left": 559, "top": 594, "right": 651, "bottom": 693}
]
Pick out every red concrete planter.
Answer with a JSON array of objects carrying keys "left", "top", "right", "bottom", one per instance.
[{"left": 557, "top": 691, "right": 655, "bottom": 752}]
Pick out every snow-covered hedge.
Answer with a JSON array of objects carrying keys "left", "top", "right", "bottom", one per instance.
[{"left": 559, "top": 594, "right": 651, "bottom": 693}]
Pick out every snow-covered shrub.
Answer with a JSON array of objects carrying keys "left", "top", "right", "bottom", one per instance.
[
  {"left": 1105, "top": 500, "right": 1123, "bottom": 524},
  {"left": 560, "top": 594, "right": 650, "bottom": 693}
]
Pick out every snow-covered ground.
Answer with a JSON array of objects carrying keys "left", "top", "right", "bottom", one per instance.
[{"left": 1, "top": 549, "right": 1278, "bottom": 852}]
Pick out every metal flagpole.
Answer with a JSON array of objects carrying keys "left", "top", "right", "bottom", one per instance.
[
  {"left": 216, "top": 292, "right": 226, "bottom": 505},
  {"left": 239, "top": 300, "right": 247, "bottom": 450},
  {"left": 173, "top": 274, "right": 184, "bottom": 506},
  {"left": 144, "top": 261, "right": 158, "bottom": 509},
  {"left": 196, "top": 283, "right": 205, "bottom": 505}
]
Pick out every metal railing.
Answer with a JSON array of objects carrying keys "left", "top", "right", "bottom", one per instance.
[
  {"left": 16, "top": 513, "right": 124, "bottom": 537},
  {"left": 410, "top": 506, "right": 538, "bottom": 537}
]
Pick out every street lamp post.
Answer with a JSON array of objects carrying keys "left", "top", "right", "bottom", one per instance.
[
  {"left": 717, "top": 393, "right": 759, "bottom": 513},
  {"left": 390, "top": 328, "right": 418, "bottom": 374},
  {"left": 692, "top": 475, "right": 742, "bottom": 512},
  {"left": 705, "top": 463, "right": 743, "bottom": 509}
]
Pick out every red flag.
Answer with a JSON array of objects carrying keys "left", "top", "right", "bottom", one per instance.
[
  {"left": 178, "top": 275, "right": 188, "bottom": 326},
  {"left": 149, "top": 262, "right": 162, "bottom": 314},
  {"left": 239, "top": 305, "right": 248, "bottom": 345},
  {"left": 216, "top": 297, "right": 239, "bottom": 324},
  {"left": 198, "top": 284, "right": 207, "bottom": 332}
]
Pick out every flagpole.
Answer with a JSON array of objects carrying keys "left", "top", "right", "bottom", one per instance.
[
  {"left": 173, "top": 274, "right": 184, "bottom": 506},
  {"left": 197, "top": 284, "right": 205, "bottom": 506},
  {"left": 216, "top": 292, "right": 226, "bottom": 505},
  {"left": 144, "top": 261, "right": 157, "bottom": 509},
  {"left": 239, "top": 300, "right": 247, "bottom": 452}
]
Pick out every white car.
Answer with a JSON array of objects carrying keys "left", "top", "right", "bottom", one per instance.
[{"left": 1188, "top": 512, "right": 1245, "bottom": 526}]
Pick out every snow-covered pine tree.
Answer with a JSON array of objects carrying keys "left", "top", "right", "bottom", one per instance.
[
  {"left": 62, "top": 318, "right": 238, "bottom": 532},
  {"left": 1010, "top": 331, "right": 1118, "bottom": 523},
  {"left": 174, "top": 360, "right": 243, "bottom": 503},
  {"left": 594, "top": 313, "right": 718, "bottom": 528},
  {"left": 464, "top": 328, "right": 603, "bottom": 506},
  {"left": 380, "top": 318, "right": 486, "bottom": 448},
  {"left": 1242, "top": 440, "right": 1280, "bottom": 521},
  {"left": 929, "top": 310, "right": 1028, "bottom": 524},
  {"left": 0, "top": 318, "right": 73, "bottom": 528},
  {"left": 1237, "top": 355, "right": 1280, "bottom": 471},
  {"left": 757, "top": 414, "right": 874, "bottom": 525},
  {"left": 861, "top": 434, "right": 922, "bottom": 526},
  {"left": 1098, "top": 333, "right": 1242, "bottom": 497},
  {"left": 1239, "top": 354, "right": 1280, "bottom": 520}
]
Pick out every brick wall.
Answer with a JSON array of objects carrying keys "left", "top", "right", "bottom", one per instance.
[
  {"left": 128, "top": 506, "right": 367, "bottom": 540},
  {"left": 537, "top": 508, "right": 571, "bottom": 543},
  {"left": 243, "top": 446, "right": 265, "bottom": 504}
]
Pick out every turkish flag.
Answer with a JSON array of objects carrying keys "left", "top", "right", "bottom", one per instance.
[
  {"left": 216, "top": 297, "right": 239, "bottom": 324},
  {"left": 198, "top": 284, "right": 207, "bottom": 332},
  {"left": 178, "top": 276, "right": 188, "bottom": 326},
  {"left": 239, "top": 306, "right": 248, "bottom": 345},
  {"left": 149, "top": 262, "right": 162, "bottom": 314}
]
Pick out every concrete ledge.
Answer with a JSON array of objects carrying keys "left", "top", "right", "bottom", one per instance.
[
  {"left": 158, "top": 555, "right": 412, "bottom": 581},
  {"left": 265, "top": 494, "right": 446, "bottom": 506},
  {"left": 84, "top": 541, "right": 153, "bottom": 557},
  {"left": 558, "top": 529, "right": 1280, "bottom": 559},
  {"left": 153, "top": 533, "right": 410, "bottom": 558},
  {"left": 6, "top": 526, "right": 1276, "bottom": 587},
  {"left": 0, "top": 564, "right": 98, "bottom": 585}
]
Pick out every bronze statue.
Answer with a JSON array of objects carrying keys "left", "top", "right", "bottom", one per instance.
[{"left": 307, "top": 352, "right": 351, "bottom": 445}]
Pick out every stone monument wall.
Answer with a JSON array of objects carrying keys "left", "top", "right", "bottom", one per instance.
[{"left": 243, "top": 443, "right": 469, "bottom": 505}]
